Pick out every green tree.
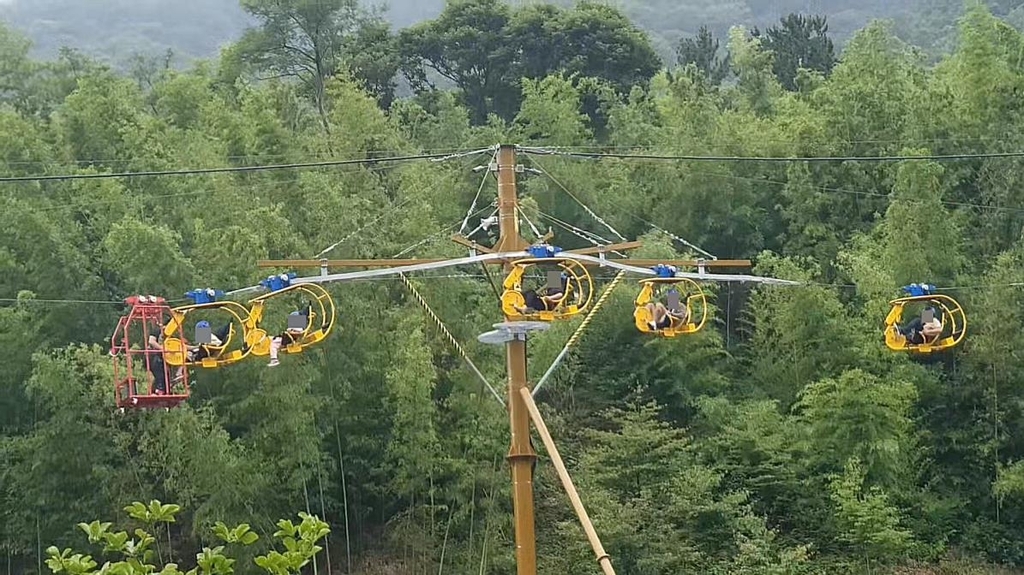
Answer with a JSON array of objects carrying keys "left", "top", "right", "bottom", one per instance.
[
  {"left": 830, "top": 457, "right": 915, "bottom": 561},
  {"left": 234, "top": 0, "right": 398, "bottom": 128},
  {"left": 397, "top": 0, "right": 516, "bottom": 124},
  {"left": 795, "top": 369, "right": 918, "bottom": 488},
  {"left": 676, "top": 25, "right": 730, "bottom": 84},
  {"left": 727, "top": 26, "right": 782, "bottom": 117},
  {"left": 0, "top": 21, "right": 32, "bottom": 107},
  {"left": 753, "top": 14, "right": 836, "bottom": 91},
  {"left": 398, "top": 0, "right": 660, "bottom": 123}
]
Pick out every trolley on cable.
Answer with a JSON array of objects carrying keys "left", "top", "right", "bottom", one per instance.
[
  {"left": 110, "top": 295, "right": 191, "bottom": 410},
  {"left": 500, "top": 245, "right": 594, "bottom": 321},
  {"left": 884, "top": 283, "right": 966, "bottom": 354},
  {"left": 634, "top": 264, "right": 708, "bottom": 337},
  {"left": 161, "top": 288, "right": 261, "bottom": 369},
  {"left": 246, "top": 273, "right": 337, "bottom": 360}
]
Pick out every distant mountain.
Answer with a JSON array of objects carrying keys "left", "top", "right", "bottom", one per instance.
[
  {"left": 0, "top": 0, "right": 1011, "bottom": 68},
  {"left": 0, "top": 0, "right": 251, "bottom": 65}
]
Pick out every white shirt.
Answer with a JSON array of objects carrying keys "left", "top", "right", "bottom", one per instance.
[{"left": 921, "top": 318, "right": 942, "bottom": 338}]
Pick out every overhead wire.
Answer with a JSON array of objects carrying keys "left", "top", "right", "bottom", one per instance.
[
  {"left": 535, "top": 210, "right": 631, "bottom": 261},
  {"left": 524, "top": 151, "right": 718, "bottom": 259},
  {"left": 510, "top": 136, "right": 1024, "bottom": 152},
  {"left": 0, "top": 148, "right": 497, "bottom": 184},
  {"left": 394, "top": 204, "right": 497, "bottom": 258},
  {"left": 315, "top": 147, "right": 495, "bottom": 258},
  {"left": 2, "top": 181, "right": 500, "bottom": 309},
  {"left": 538, "top": 210, "right": 616, "bottom": 246},
  {"left": 313, "top": 194, "right": 420, "bottom": 258},
  {"left": 519, "top": 146, "right": 1024, "bottom": 164},
  {"left": 16, "top": 160, "right": 435, "bottom": 214},
  {"left": 460, "top": 149, "right": 499, "bottom": 235},
  {"left": 0, "top": 146, "right": 506, "bottom": 169},
  {"left": 524, "top": 154, "right": 628, "bottom": 243},
  {"left": 9, "top": 144, "right": 1024, "bottom": 184},
  {"left": 517, "top": 206, "right": 545, "bottom": 241},
  {"left": 683, "top": 167, "right": 1024, "bottom": 215},
  {"left": 521, "top": 147, "right": 1024, "bottom": 242}
]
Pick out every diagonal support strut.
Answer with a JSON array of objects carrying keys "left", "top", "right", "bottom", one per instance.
[{"left": 519, "top": 387, "right": 616, "bottom": 575}]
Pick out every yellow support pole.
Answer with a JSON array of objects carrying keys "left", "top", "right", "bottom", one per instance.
[
  {"left": 496, "top": 144, "right": 538, "bottom": 575},
  {"left": 519, "top": 387, "right": 616, "bottom": 575}
]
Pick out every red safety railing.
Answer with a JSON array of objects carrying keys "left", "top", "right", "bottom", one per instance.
[{"left": 111, "top": 295, "right": 190, "bottom": 410}]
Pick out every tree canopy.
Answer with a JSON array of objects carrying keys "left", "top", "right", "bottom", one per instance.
[{"left": 6, "top": 3, "right": 1024, "bottom": 574}]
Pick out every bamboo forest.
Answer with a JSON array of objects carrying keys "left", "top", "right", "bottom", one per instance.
[{"left": 7, "top": 0, "right": 1024, "bottom": 573}]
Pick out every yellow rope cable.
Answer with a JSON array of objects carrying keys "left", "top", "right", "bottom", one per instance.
[
  {"left": 530, "top": 270, "right": 627, "bottom": 397},
  {"left": 398, "top": 273, "right": 505, "bottom": 406},
  {"left": 567, "top": 270, "right": 627, "bottom": 348}
]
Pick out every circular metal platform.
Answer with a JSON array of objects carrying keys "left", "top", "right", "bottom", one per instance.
[{"left": 477, "top": 321, "right": 551, "bottom": 345}]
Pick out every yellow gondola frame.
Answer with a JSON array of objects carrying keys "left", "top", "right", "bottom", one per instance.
[
  {"left": 246, "top": 282, "right": 336, "bottom": 357},
  {"left": 500, "top": 256, "right": 594, "bottom": 322},
  {"left": 161, "top": 300, "right": 261, "bottom": 368},
  {"left": 633, "top": 277, "right": 708, "bottom": 337},
  {"left": 884, "top": 292, "right": 966, "bottom": 353}
]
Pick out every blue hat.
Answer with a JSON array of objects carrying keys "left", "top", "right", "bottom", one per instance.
[{"left": 197, "top": 320, "right": 210, "bottom": 328}]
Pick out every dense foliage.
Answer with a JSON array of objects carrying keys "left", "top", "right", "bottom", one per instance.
[
  {"left": 0, "top": 0, "right": 1004, "bottom": 66},
  {"left": 45, "top": 501, "right": 330, "bottom": 575},
  {"left": 7, "top": 2, "right": 1024, "bottom": 574}
]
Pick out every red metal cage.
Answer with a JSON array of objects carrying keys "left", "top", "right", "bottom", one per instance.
[{"left": 110, "top": 295, "right": 191, "bottom": 409}]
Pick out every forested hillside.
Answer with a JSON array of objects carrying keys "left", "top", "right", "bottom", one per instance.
[
  {"left": 8, "top": 1, "right": 1024, "bottom": 574},
  {"left": 0, "top": 0, "right": 1009, "bottom": 65}
]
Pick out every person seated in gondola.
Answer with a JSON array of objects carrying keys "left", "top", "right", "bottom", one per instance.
[
  {"left": 516, "top": 272, "right": 568, "bottom": 314},
  {"left": 899, "top": 305, "right": 943, "bottom": 345},
  {"left": 187, "top": 321, "right": 232, "bottom": 362},
  {"left": 268, "top": 304, "right": 311, "bottom": 367},
  {"left": 644, "top": 288, "right": 690, "bottom": 331}
]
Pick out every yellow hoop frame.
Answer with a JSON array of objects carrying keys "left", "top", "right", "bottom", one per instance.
[
  {"left": 246, "top": 283, "right": 336, "bottom": 357},
  {"left": 633, "top": 278, "right": 708, "bottom": 337},
  {"left": 884, "top": 293, "right": 966, "bottom": 353},
  {"left": 500, "top": 258, "right": 594, "bottom": 321},
  {"left": 161, "top": 300, "right": 259, "bottom": 368}
]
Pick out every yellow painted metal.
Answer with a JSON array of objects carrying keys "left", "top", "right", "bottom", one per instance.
[
  {"left": 633, "top": 277, "right": 707, "bottom": 337},
  {"left": 161, "top": 300, "right": 260, "bottom": 368},
  {"left": 495, "top": 144, "right": 538, "bottom": 575},
  {"left": 507, "top": 336, "right": 537, "bottom": 575},
  {"left": 519, "top": 387, "right": 616, "bottom": 575},
  {"left": 246, "top": 283, "right": 337, "bottom": 357},
  {"left": 500, "top": 257, "right": 595, "bottom": 322},
  {"left": 884, "top": 293, "right": 966, "bottom": 353}
]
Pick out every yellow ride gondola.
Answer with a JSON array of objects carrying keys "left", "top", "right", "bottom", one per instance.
[
  {"left": 161, "top": 288, "right": 261, "bottom": 369},
  {"left": 633, "top": 265, "right": 708, "bottom": 337},
  {"left": 500, "top": 245, "right": 594, "bottom": 322},
  {"left": 884, "top": 283, "right": 966, "bottom": 354},
  {"left": 246, "top": 273, "right": 336, "bottom": 357}
]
